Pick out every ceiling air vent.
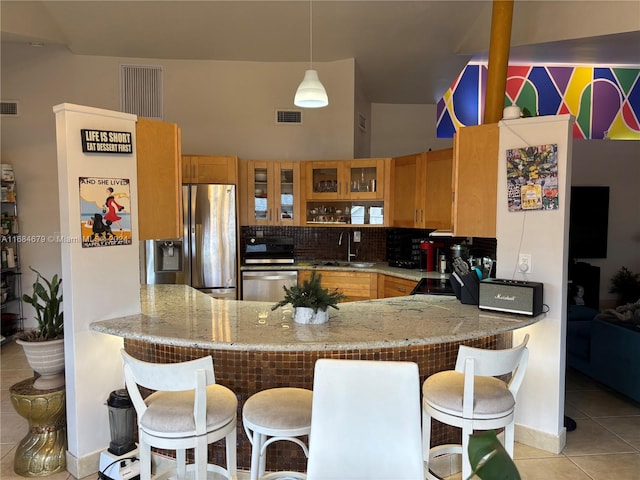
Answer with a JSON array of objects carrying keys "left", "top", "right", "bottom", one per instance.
[
  {"left": 120, "top": 64, "right": 163, "bottom": 119},
  {"left": 276, "top": 109, "right": 303, "bottom": 125},
  {"left": 1, "top": 101, "right": 19, "bottom": 117}
]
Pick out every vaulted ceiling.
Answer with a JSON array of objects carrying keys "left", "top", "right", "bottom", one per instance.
[{"left": 1, "top": 1, "right": 638, "bottom": 104}]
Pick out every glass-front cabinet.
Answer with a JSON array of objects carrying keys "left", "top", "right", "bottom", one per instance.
[
  {"left": 304, "top": 158, "right": 389, "bottom": 226},
  {"left": 245, "top": 160, "right": 300, "bottom": 226},
  {"left": 306, "top": 158, "right": 386, "bottom": 200}
]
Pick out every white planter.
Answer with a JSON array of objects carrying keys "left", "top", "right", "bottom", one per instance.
[
  {"left": 294, "top": 307, "right": 329, "bottom": 325},
  {"left": 16, "top": 338, "right": 65, "bottom": 390}
]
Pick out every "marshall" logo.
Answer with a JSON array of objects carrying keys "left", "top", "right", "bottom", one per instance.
[{"left": 494, "top": 293, "right": 516, "bottom": 301}]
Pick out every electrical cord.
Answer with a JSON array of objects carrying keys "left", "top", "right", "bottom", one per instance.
[{"left": 97, "top": 455, "right": 138, "bottom": 480}]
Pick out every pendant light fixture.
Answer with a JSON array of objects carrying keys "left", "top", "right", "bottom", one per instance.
[{"left": 294, "top": 0, "right": 328, "bottom": 108}]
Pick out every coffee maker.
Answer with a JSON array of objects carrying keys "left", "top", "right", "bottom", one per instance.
[{"left": 419, "top": 241, "right": 444, "bottom": 272}]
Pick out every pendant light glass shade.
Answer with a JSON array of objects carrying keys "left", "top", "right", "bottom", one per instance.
[{"left": 294, "top": 69, "right": 329, "bottom": 108}]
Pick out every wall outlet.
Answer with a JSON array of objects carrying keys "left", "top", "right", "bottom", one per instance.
[
  {"left": 518, "top": 253, "right": 532, "bottom": 274},
  {"left": 353, "top": 231, "right": 361, "bottom": 242}
]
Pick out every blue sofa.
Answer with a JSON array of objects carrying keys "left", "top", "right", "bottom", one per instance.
[{"left": 567, "top": 304, "right": 640, "bottom": 403}]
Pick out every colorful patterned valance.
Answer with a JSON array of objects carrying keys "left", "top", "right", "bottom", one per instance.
[{"left": 437, "top": 63, "right": 640, "bottom": 140}]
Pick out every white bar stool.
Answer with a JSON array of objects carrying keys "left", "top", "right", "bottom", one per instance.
[
  {"left": 422, "top": 335, "right": 530, "bottom": 480},
  {"left": 242, "top": 387, "right": 313, "bottom": 480}
]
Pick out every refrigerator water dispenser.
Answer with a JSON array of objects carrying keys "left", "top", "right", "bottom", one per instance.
[{"left": 155, "top": 240, "right": 183, "bottom": 272}]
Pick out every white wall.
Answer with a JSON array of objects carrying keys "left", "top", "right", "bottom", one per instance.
[
  {"left": 496, "top": 115, "right": 574, "bottom": 453},
  {"left": 54, "top": 104, "right": 142, "bottom": 478},
  {"left": 370, "top": 103, "right": 453, "bottom": 157},
  {"left": 0, "top": 43, "right": 357, "bottom": 327}
]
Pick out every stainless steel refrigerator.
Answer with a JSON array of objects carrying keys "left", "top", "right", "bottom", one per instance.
[{"left": 144, "top": 184, "right": 237, "bottom": 299}]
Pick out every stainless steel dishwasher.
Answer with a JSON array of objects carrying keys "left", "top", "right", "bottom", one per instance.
[{"left": 242, "top": 270, "right": 298, "bottom": 302}]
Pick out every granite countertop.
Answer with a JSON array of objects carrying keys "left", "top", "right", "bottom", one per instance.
[
  {"left": 90, "top": 285, "right": 542, "bottom": 352},
  {"left": 241, "top": 261, "right": 446, "bottom": 282}
]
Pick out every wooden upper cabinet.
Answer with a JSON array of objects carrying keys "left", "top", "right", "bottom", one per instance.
[
  {"left": 391, "top": 148, "right": 452, "bottom": 229},
  {"left": 452, "top": 123, "right": 499, "bottom": 238},
  {"left": 305, "top": 159, "right": 386, "bottom": 200},
  {"left": 423, "top": 148, "right": 453, "bottom": 230},
  {"left": 136, "top": 118, "right": 182, "bottom": 240},
  {"left": 391, "top": 152, "right": 422, "bottom": 227},
  {"left": 182, "top": 155, "right": 238, "bottom": 184},
  {"left": 239, "top": 160, "right": 301, "bottom": 226}
]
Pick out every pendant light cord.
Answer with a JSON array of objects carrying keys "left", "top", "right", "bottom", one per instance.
[{"left": 309, "top": 0, "right": 313, "bottom": 69}]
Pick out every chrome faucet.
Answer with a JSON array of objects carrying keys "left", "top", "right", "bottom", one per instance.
[{"left": 338, "top": 231, "right": 357, "bottom": 263}]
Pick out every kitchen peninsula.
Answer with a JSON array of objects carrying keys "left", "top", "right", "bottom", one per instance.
[{"left": 91, "top": 284, "right": 542, "bottom": 471}]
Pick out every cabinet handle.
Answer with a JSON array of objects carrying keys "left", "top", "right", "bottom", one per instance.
[
  {"left": 414, "top": 210, "right": 418, "bottom": 222},
  {"left": 420, "top": 210, "right": 424, "bottom": 223},
  {"left": 398, "top": 287, "right": 407, "bottom": 293}
]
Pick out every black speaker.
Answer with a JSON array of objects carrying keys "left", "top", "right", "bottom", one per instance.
[{"left": 478, "top": 279, "right": 544, "bottom": 316}]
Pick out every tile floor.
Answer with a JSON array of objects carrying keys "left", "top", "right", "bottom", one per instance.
[{"left": 2, "top": 339, "right": 640, "bottom": 480}]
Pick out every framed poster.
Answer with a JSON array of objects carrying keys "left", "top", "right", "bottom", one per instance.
[
  {"left": 79, "top": 177, "right": 132, "bottom": 247},
  {"left": 506, "top": 144, "right": 559, "bottom": 212}
]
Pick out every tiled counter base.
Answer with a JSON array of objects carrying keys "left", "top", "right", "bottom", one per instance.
[{"left": 124, "top": 333, "right": 510, "bottom": 472}]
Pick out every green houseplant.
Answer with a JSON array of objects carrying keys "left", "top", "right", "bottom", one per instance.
[
  {"left": 467, "top": 430, "right": 521, "bottom": 479},
  {"left": 272, "top": 271, "right": 345, "bottom": 324},
  {"left": 20, "top": 267, "right": 64, "bottom": 341},
  {"left": 16, "top": 267, "right": 65, "bottom": 390},
  {"left": 609, "top": 266, "right": 640, "bottom": 306}
]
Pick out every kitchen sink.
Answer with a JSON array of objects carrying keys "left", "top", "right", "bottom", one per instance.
[
  {"left": 350, "top": 262, "right": 375, "bottom": 268},
  {"left": 311, "top": 261, "right": 375, "bottom": 268}
]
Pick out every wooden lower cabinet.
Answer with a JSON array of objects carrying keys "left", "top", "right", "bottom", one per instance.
[
  {"left": 377, "top": 275, "right": 417, "bottom": 298},
  {"left": 298, "top": 270, "right": 378, "bottom": 302}
]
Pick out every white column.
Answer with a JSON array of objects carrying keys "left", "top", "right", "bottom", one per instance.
[
  {"left": 54, "top": 104, "right": 141, "bottom": 477},
  {"left": 496, "top": 114, "right": 574, "bottom": 453}
]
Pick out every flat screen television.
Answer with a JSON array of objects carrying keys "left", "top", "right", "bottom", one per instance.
[{"left": 569, "top": 186, "right": 609, "bottom": 259}]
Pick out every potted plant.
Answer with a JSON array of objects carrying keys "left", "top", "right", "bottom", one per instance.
[
  {"left": 16, "top": 267, "right": 65, "bottom": 390},
  {"left": 272, "top": 271, "right": 345, "bottom": 324},
  {"left": 609, "top": 266, "right": 640, "bottom": 306},
  {"left": 467, "top": 430, "right": 520, "bottom": 479}
]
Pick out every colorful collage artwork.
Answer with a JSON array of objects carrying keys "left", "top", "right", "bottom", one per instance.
[{"left": 506, "top": 144, "right": 559, "bottom": 212}]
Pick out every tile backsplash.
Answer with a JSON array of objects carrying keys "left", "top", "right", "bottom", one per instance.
[{"left": 240, "top": 226, "right": 496, "bottom": 266}]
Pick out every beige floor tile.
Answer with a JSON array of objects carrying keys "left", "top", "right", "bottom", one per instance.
[
  {"left": 1, "top": 369, "right": 34, "bottom": 390},
  {"left": 0, "top": 413, "right": 29, "bottom": 443},
  {"left": 514, "top": 441, "right": 560, "bottom": 459},
  {"left": 568, "top": 452, "right": 640, "bottom": 480},
  {"left": 594, "top": 415, "right": 640, "bottom": 450},
  {"left": 515, "top": 456, "right": 592, "bottom": 479},
  {"left": 565, "top": 368, "right": 606, "bottom": 392},
  {"left": 564, "top": 402, "right": 589, "bottom": 420},
  {"left": 563, "top": 418, "right": 636, "bottom": 456},
  {"left": 566, "top": 388, "right": 640, "bottom": 417}
]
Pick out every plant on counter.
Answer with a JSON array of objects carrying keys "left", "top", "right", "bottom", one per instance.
[
  {"left": 272, "top": 270, "right": 345, "bottom": 314},
  {"left": 609, "top": 266, "right": 640, "bottom": 306},
  {"left": 20, "top": 266, "right": 64, "bottom": 341}
]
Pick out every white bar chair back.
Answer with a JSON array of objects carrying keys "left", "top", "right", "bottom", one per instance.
[
  {"left": 422, "top": 334, "right": 530, "bottom": 479},
  {"left": 121, "top": 350, "right": 237, "bottom": 480},
  {"left": 306, "top": 359, "right": 424, "bottom": 480}
]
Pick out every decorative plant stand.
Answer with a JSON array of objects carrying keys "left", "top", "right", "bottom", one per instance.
[{"left": 10, "top": 377, "right": 67, "bottom": 477}]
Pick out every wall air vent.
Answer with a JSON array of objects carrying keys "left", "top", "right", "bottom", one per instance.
[
  {"left": 358, "top": 112, "right": 367, "bottom": 132},
  {"left": 120, "top": 64, "right": 163, "bottom": 119},
  {"left": 1, "top": 101, "right": 19, "bottom": 116},
  {"left": 276, "top": 109, "right": 303, "bottom": 125}
]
